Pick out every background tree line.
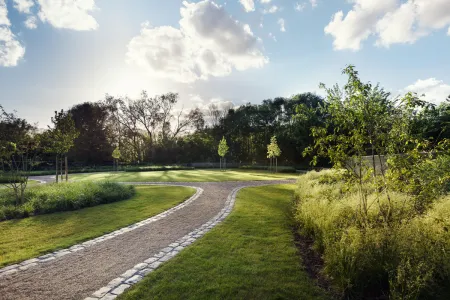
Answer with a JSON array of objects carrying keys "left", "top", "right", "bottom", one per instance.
[{"left": 1, "top": 88, "right": 449, "bottom": 171}]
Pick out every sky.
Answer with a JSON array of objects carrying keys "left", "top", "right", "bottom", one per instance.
[{"left": 0, "top": 0, "right": 450, "bottom": 127}]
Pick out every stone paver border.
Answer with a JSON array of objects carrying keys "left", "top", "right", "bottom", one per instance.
[
  {"left": 85, "top": 185, "right": 244, "bottom": 300},
  {"left": 0, "top": 185, "right": 203, "bottom": 278}
]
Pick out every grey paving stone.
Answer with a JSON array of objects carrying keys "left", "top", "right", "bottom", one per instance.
[
  {"left": 124, "top": 275, "right": 142, "bottom": 284},
  {"left": 111, "top": 284, "right": 130, "bottom": 295},
  {"left": 154, "top": 252, "right": 165, "bottom": 258},
  {"left": 106, "top": 277, "right": 124, "bottom": 288},
  {"left": 148, "top": 261, "right": 162, "bottom": 269},
  {"left": 138, "top": 268, "right": 154, "bottom": 276},
  {"left": 40, "top": 257, "right": 56, "bottom": 263},
  {"left": 100, "top": 294, "right": 117, "bottom": 300},
  {"left": 161, "top": 247, "right": 173, "bottom": 253},
  {"left": 119, "top": 269, "right": 137, "bottom": 278},
  {"left": 144, "top": 257, "right": 158, "bottom": 264},
  {"left": 20, "top": 258, "right": 39, "bottom": 266},
  {"left": 19, "top": 263, "right": 37, "bottom": 271},
  {"left": 133, "top": 263, "right": 147, "bottom": 270},
  {"left": 92, "top": 286, "right": 111, "bottom": 298},
  {"left": 158, "top": 255, "right": 172, "bottom": 262}
]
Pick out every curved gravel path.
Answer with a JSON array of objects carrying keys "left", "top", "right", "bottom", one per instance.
[{"left": 0, "top": 180, "right": 295, "bottom": 300}]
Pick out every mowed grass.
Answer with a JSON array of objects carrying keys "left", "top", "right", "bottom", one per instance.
[
  {"left": 0, "top": 180, "right": 40, "bottom": 189},
  {"left": 120, "top": 184, "right": 328, "bottom": 300},
  {"left": 0, "top": 185, "right": 195, "bottom": 267},
  {"left": 70, "top": 169, "right": 297, "bottom": 183}
]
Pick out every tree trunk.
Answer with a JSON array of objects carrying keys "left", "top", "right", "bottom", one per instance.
[
  {"left": 65, "top": 155, "right": 68, "bottom": 182},
  {"left": 276, "top": 157, "right": 278, "bottom": 173},
  {"left": 55, "top": 155, "right": 59, "bottom": 183},
  {"left": 60, "top": 157, "right": 63, "bottom": 182}
]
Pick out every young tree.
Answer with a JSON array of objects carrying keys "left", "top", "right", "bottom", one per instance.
[
  {"left": 112, "top": 147, "right": 121, "bottom": 171},
  {"left": 0, "top": 106, "right": 40, "bottom": 205},
  {"left": 218, "top": 136, "right": 229, "bottom": 170},
  {"left": 267, "top": 136, "right": 281, "bottom": 172},
  {"left": 304, "top": 65, "right": 435, "bottom": 224},
  {"left": 44, "top": 110, "right": 79, "bottom": 183}
]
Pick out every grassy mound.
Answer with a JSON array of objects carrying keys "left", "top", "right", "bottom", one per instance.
[{"left": 0, "top": 181, "right": 135, "bottom": 221}]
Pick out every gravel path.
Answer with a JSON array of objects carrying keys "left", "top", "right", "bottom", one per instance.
[{"left": 0, "top": 180, "right": 294, "bottom": 300}]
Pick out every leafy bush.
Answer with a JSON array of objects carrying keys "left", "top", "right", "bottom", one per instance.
[
  {"left": 0, "top": 181, "right": 135, "bottom": 221},
  {"left": 0, "top": 174, "right": 25, "bottom": 184},
  {"left": 295, "top": 170, "right": 450, "bottom": 299},
  {"left": 239, "top": 165, "right": 297, "bottom": 173}
]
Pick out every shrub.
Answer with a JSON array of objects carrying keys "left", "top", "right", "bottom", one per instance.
[
  {"left": 0, "top": 174, "right": 25, "bottom": 184},
  {"left": 0, "top": 181, "right": 135, "bottom": 221},
  {"left": 295, "top": 170, "right": 450, "bottom": 299},
  {"left": 239, "top": 165, "right": 297, "bottom": 173},
  {"left": 124, "top": 165, "right": 194, "bottom": 172}
]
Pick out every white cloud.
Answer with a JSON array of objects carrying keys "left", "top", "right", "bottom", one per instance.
[
  {"left": 260, "top": 0, "right": 271, "bottom": 3},
  {"left": 0, "top": 0, "right": 10, "bottom": 26},
  {"left": 268, "top": 32, "right": 277, "bottom": 42},
  {"left": 0, "top": 0, "right": 25, "bottom": 67},
  {"left": 404, "top": 78, "right": 450, "bottom": 105},
  {"left": 239, "top": 0, "right": 255, "bottom": 12},
  {"left": 375, "top": 1, "right": 421, "bottom": 47},
  {"left": 126, "top": 0, "right": 268, "bottom": 83},
  {"left": 24, "top": 15, "right": 38, "bottom": 29},
  {"left": 325, "top": 0, "right": 396, "bottom": 51},
  {"left": 37, "top": 0, "right": 99, "bottom": 30},
  {"left": 278, "top": 18, "right": 285, "bottom": 32},
  {"left": 189, "top": 94, "right": 234, "bottom": 110},
  {"left": 326, "top": 0, "right": 450, "bottom": 51},
  {"left": 262, "top": 5, "right": 278, "bottom": 14},
  {"left": 295, "top": 2, "right": 306, "bottom": 12},
  {"left": 310, "top": 0, "right": 317, "bottom": 8},
  {"left": 13, "top": 0, "right": 34, "bottom": 14}
]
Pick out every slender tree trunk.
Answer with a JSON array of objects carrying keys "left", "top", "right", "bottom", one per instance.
[
  {"left": 55, "top": 155, "right": 59, "bottom": 183},
  {"left": 60, "top": 157, "right": 63, "bottom": 182},
  {"left": 276, "top": 157, "right": 278, "bottom": 173},
  {"left": 65, "top": 155, "right": 68, "bottom": 182}
]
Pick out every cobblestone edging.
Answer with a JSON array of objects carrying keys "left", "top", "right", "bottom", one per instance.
[
  {"left": 0, "top": 185, "right": 203, "bottom": 278},
  {"left": 85, "top": 186, "right": 243, "bottom": 300}
]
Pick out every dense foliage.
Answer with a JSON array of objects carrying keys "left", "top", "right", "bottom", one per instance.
[
  {"left": 296, "top": 171, "right": 450, "bottom": 299},
  {"left": 0, "top": 182, "right": 135, "bottom": 221},
  {"left": 297, "top": 66, "right": 450, "bottom": 299}
]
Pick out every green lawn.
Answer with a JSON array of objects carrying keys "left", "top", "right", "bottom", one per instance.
[
  {"left": 70, "top": 169, "right": 298, "bottom": 183},
  {"left": 0, "top": 180, "right": 40, "bottom": 189},
  {"left": 0, "top": 185, "right": 195, "bottom": 267},
  {"left": 120, "top": 184, "right": 328, "bottom": 300}
]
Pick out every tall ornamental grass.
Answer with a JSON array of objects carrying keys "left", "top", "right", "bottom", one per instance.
[
  {"left": 295, "top": 170, "right": 450, "bottom": 299},
  {"left": 0, "top": 181, "right": 135, "bottom": 221}
]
